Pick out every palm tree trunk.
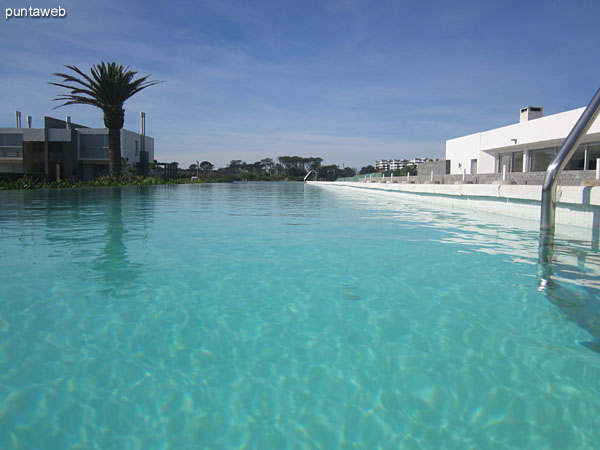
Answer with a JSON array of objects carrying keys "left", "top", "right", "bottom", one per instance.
[
  {"left": 108, "top": 127, "right": 122, "bottom": 178},
  {"left": 104, "top": 107, "right": 124, "bottom": 179}
]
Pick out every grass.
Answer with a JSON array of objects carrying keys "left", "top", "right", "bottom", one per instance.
[
  {"left": 0, "top": 171, "right": 306, "bottom": 191},
  {"left": 0, "top": 175, "right": 179, "bottom": 191}
]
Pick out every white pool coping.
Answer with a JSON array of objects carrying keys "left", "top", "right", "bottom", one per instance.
[{"left": 307, "top": 181, "right": 600, "bottom": 233}]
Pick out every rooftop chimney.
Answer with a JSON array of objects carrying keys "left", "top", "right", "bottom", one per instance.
[
  {"left": 66, "top": 116, "right": 71, "bottom": 129},
  {"left": 26, "top": 115, "right": 32, "bottom": 128},
  {"left": 15, "top": 111, "right": 21, "bottom": 128},
  {"left": 140, "top": 112, "right": 146, "bottom": 136},
  {"left": 140, "top": 112, "right": 146, "bottom": 155},
  {"left": 520, "top": 106, "right": 543, "bottom": 123}
]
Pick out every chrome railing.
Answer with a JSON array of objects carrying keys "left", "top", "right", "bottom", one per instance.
[
  {"left": 539, "top": 85, "right": 600, "bottom": 284},
  {"left": 304, "top": 169, "right": 317, "bottom": 182}
]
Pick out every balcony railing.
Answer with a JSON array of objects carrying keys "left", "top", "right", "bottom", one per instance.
[{"left": 0, "top": 147, "right": 23, "bottom": 158}]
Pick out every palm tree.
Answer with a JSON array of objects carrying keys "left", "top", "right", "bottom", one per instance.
[{"left": 50, "top": 62, "right": 161, "bottom": 178}]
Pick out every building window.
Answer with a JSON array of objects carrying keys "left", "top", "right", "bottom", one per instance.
[
  {"left": 529, "top": 148, "right": 557, "bottom": 172},
  {"left": 0, "top": 133, "right": 24, "bottom": 158},
  {"left": 588, "top": 144, "right": 600, "bottom": 170},
  {"left": 79, "top": 133, "right": 109, "bottom": 159},
  {"left": 135, "top": 140, "right": 139, "bottom": 156},
  {"left": 565, "top": 146, "right": 586, "bottom": 171},
  {"left": 497, "top": 151, "right": 524, "bottom": 173},
  {"left": 497, "top": 153, "right": 512, "bottom": 173},
  {"left": 513, "top": 152, "right": 523, "bottom": 172}
]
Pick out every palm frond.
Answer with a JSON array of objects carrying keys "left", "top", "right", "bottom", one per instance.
[{"left": 50, "top": 62, "right": 163, "bottom": 110}]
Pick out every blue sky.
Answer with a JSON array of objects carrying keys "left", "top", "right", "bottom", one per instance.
[{"left": 2, "top": 0, "right": 600, "bottom": 169}]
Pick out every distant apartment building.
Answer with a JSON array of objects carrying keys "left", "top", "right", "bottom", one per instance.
[
  {"left": 446, "top": 106, "right": 600, "bottom": 175},
  {"left": 375, "top": 157, "right": 431, "bottom": 171},
  {"left": 0, "top": 112, "right": 154, "bottom": 181}
]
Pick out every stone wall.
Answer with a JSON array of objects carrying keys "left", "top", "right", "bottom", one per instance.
[
  {"left": 418, "top": 160, "right": 450, "bottom": 176},
  {"left": 405, "top": 168, "right": 598, "bottom": 186}
]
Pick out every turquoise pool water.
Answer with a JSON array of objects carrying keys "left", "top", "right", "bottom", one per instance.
[{"left": 0, "top": 182, "right": 599, "bottom": 449}]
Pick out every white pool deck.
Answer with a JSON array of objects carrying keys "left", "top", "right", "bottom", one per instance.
[{"left": 308, "top": 181, "right": 600, "bottom": 240}]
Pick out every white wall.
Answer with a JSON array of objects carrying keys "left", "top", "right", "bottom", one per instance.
[
  {"left": 121, "top": 129, "right": 154, "bottom": 164},
  {"left": 120, "top": 129, "right": 139, "bottom": 163},
  {"left": 446, "top": 107, "right": 600, "bottom": 175},
  {"left": 446, "top": 132, "right": 480, "bottom": 175},
  {"left": 144, "top": 135, "right": 154, "bottom": 162}
]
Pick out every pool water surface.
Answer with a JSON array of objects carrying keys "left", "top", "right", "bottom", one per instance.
[{"left": 0, "top": 182, "right": 599, "bottom": 449}]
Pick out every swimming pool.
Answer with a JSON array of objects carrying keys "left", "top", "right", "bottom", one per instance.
[{"left": 0, "top": 182, "right": 599, "bottom": 448}]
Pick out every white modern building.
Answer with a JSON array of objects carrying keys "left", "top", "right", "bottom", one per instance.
[{"left": 446, "top": 106, "right": 600, "bottom": 175}]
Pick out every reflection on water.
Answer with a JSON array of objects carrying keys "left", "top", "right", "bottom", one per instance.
[
  {"left": 541, "top": 237, "right": 600, "bottom": 290},
  {"left": 324, "top": 185, "right": 600, "bottom": 353},
  {"left": 541, "top": 278, "right": 600, "bottom": 352},
  {"left": 0, "top": 186, "right": 156, "bottom": 298},
  {"left": 538, "top": 237, "right": 600, "bottom": 353},
  {"left": 93, "top": 188, "right": 144, "bottom": 297}
]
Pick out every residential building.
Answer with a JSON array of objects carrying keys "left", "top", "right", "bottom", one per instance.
[
  {"left": 446, "top": 106, "right": 600, "bottom": 175},
  {"left": 0, "top": 112, "right": 154, "bottom": 181},
  {"left": 375, "top": 157, "right": 431, "bottom": 171}
]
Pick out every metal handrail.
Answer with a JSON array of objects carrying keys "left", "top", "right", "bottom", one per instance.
[
  {"left": 304, "top": 169, "right": 317, "bottom": 182},
  {"left": 539, "top": 85, "right": 600, "bottom": 282}
]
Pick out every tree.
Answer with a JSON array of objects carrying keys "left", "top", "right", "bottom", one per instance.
[
  {"left": 199, "top": 161, "right": 213, "bottom": 173},
  {"left": 250, "top": 161, "right": 264, "bottom": 174},
  {"left": 318, "top": 164, "right": 345, "bottom": 181},
  {"left": 260, "top": 158, "right": 274, "bottom": 174},
  {"left": 306, "top": 157, "right": 323, "bottom": 171},
  {"left": 227, "top": 160, "right": 244, "bottom": 173},
  {"left": 395, "top": 165, "right": 417, "bottom": 176},
  {"left": 359, "top": 165, "right": 376, "bottom": 175},
  {"left": 50, "top": 62, "right": 161, "bottom": 178},
  {"left": 340, "top": 167, "right": 356, "bottom": 178}
]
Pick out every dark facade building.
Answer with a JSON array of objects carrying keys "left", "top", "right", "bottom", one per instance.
[{"left": 0, "top": 113, "right": 154, "bottom": 181}]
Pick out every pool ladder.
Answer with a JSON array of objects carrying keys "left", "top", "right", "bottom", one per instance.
[
  {"left": 304, "top": 170, "right": 317, "bottom": 182},
  {"left": 539, "top": 85, "right": 600, "bottom": 285}
]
